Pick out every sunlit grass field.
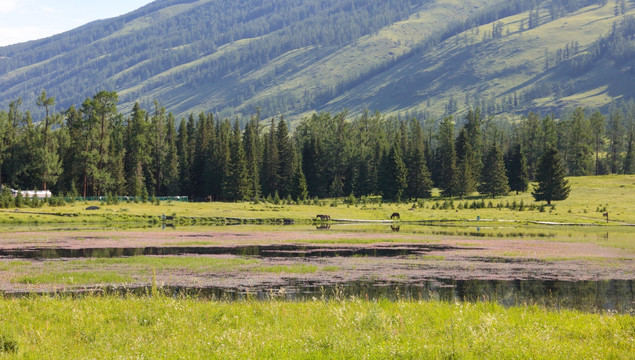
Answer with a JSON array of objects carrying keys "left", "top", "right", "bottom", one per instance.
[
  {"left": 0, "top": 296, "right": 632, "bottom": 359},
  {"left": 0, "top": 175, "right": 633, "bottom": 225}
]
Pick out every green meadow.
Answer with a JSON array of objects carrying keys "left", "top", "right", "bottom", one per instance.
[
  {"left": 0, "top": 175, "right": 633, "bottom": 225},
  {"left": 0, "top": 296, "right": 632, "bottom": 359}
]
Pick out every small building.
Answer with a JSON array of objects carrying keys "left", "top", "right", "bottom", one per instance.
[{"left": 11, "top": 189, "right": 52, "bottom": 199}]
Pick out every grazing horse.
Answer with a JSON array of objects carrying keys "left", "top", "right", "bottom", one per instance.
[
  {"left": 316, "top": 214, "right": 331, "bottom": 221},
  {"left": 390, "top": 212, "right": 400, "bottom": 220}
]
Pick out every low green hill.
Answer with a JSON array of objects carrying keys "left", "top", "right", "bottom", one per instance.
[{"left": 0, "top": 0, "right": 633, "bottom": 121}]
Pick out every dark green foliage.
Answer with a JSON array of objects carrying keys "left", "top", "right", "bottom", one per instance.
[
  {"left": 261, "top": 119, "right": 280, "bottom": 197},
  {"left": 479, "top": 145, "right": 509, "bottom": 198},
  {"left": 0, "top": 93, "right": 628, "bottom": 204},
  {"left": 276, "top": 118, "right": 295, "bottom": 198},
  {"left": 406, "top": 119, "right": 433, "bottom": 199},
  {"left": 437, "top": 116, "right": 457, "bottom": 198},
  {"left": 532, "top": 147, "right": 571, "bottom": 205},
  {"left": 380, "top": 144, "right": 408, "bottom": 202},
  {"left": 564, "top": 107, "right": 593, "bottom": 176},
  {"left": 506, "top": 144, "right": 529, "bottom": 194},
  {"left": 454, "top": 128, "right": 477, "bottom": 198},
  {"left": 290, "top": 164, "right": 309, "bottom": 202},
  {"left": 223, "top": 120, "right": 250, "bottom": 201}
]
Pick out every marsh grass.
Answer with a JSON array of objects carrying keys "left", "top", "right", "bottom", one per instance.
[
  {"left": 0, "top": 296, "right": 631, "bottom": 359},
  {"left": 12, "top": 271, "right": 131, "bottom": 285},
  {"left": 76, "top": 256, "right": 260, "bottom": 272}
]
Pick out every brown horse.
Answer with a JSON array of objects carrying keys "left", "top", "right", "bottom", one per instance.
[
  {"left": 316, "top": 214, "right": 331, "bottom": 221},
  {"left": 390, "top": 212, "right": 400, "bottom": 220}
]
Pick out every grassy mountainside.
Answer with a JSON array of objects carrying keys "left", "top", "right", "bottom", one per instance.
[{"left": 0, "top": 0, "right": 633, "bottom": 121}]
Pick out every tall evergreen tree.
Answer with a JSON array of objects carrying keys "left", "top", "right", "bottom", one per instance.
[
  {"left": 261, "top": 118, "right": 279, "bottom": 196},
  {"left": 437, "top": 116, "right": 457, "bottom": 197},
  {"left": 380, "top": 143, "right": 407, "bottom": 201},
  {"left": 406, "top": 119, "right": 432, "bottom": 199},
  {"left": 454, "top": 128, "right": 477, "bottom": 198},
  {"left": 223, "top": 120, "right": 250, "bottom": 201},
  {"left": 290, "top": 163, "right": 308, "bottom": 201},
  {"left": 464, "top": 108, "right": 484, "bottom": 174},
  {"left": 607, "top": 106, "right": 624, "bottom": 174},
  {"left": 276, "top": 117, "right": 294, "bottom": 197},
  {"left": 589, "top": 111, "right": 606, "bottom": 175},
  {"left": 215, "top": 118, "right": 232, "bottom": 200},
  {"left": 89, "top": 91, "right": 118, "bottom": 196},
  {"left": 479, "top": 144, "right": 509, "bottom": 198},
  {"left": 565, "top": 107, "right": 593, "bottom": 176},
  {"left": 176, "top": 117, "right": 191, "bottom": 196},
  {"left": 163, "top": 113, "right": 180, "bottom": 195},
  {"left": 123, "top": 103, "right": 149, "bottom": 197},
  {"left": 191, "top": 112, "right": 213, "bottom": 199},
  {"left": 532, "top": 147, "right": 571, "bottom": 205},
  {"left": 506, "top": 143, "right": 529, "bottom": 194},
  {"left": 150, "top": 102, "right": 167, "bottom": 195},
  {"left": 35, "top": 90, "right": 61, "bottom": 191},
  {"left": 243, "top": 114, "right": 261, "bottom": 199}
]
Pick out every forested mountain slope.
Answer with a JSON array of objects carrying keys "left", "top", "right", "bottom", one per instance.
[{"left": 0, "top": 0, "right": 634, "bottom": 121}]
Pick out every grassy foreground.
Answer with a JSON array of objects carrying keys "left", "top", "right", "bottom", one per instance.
[{"left": 0, "top": 296, "right": 632, "bottom": 359}]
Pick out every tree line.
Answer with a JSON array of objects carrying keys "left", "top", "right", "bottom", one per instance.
[{"left": 0, "top": 91, "right": 633, "bottom": 202}]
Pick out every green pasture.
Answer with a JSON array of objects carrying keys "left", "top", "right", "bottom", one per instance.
[
  {"left": 0, "top": 296, "right": 631, "bottom": 359},
  {"left": 0, "top": 175, "right": 633, "bottom": 225}
]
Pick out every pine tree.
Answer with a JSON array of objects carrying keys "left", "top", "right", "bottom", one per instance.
[
  {"left": 290, "top": 163, "right": 308, "bottom": 201},
  {"left": 124, "top": 103, "right": 149, "bottom": 197},
  {"left": 223, "top": 120, "right": 250, "bottom": 201},
  {"left": 243, "top": 114, "right": 261, "bottom": 199},
  {"left": 478, "top": 144, "right": 509, "bottom": 198},
  {"left": 276, "top": 117, "right": 294, "bottom": 197},
  {"left": 565, "top": 107, "right": 593, "bottom": 176},
  {"left": 437, "top": 116, "right": 457, "bottom": 197},
  {"left": 532, "top": 147, "right": 571, "bottom": 205},
  {"left": 261, "top": 119, "right": 279, "bottom": 196},
  {"left": 454, "top": 128, "right": 477, "bottom": 198},
  {"left": 406, "top": 119, "right": 432, "bottom": 199},
  {"left": 176, "top": 117, "right": 190, "bottom": 196},
  {"left": 590, "top": 111, "right": 605, "bottom": 175},
  {"left": 506, "top": 144, "right": 529, "bottom": 194},
  {"left": 380, "top": 144, "right": 407, "bottom": 201},
  {"left": 163, "top": 113, "right": 180, "bottom": 195},
  {"left": 35, "top": 90, "right": 61, "bottom": 191}
]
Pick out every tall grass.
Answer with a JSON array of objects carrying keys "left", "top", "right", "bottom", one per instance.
[{"left": 0, "top": 296, "right": 631, "bottom": 359}]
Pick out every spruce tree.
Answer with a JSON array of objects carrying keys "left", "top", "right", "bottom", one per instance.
[
  {"left": 437, "top": 116, "right": 457, "bottom": 197},
  {"left": 290, "top": 163, "right": 308, "bottom": 201},
  {"left": 123, "top": 103, "right": 149, "bottom": 197},
  {"left": 478, "top": 144, "right": 509, "bottom": 198},
  {"left": 223, "top": 120, "right": 250, "bottom": 201},
  {"left": 381, "top": 144, "right": 408, "bottom": 202},
  {"left": 243, "top": 115, "right": 261, "bottom": 199},
  {"left": 261, "top": 118, "right": 279, "bottom": 196},
  {"left": 506, "top": 144, "right": 529, "bottom": 194},
  {"left": 163, "top": 113, "right": 180, "bottom": 195},
  {"left": 532, "top": 147, "right": 571, "bottom": 205},
  {"left": 454, "top": 128, "right": 477, "bottom": 198},
  {"left": 176, "top": 117, "right": 190, "bottom": 196},
  {"left": 406, "top": 120, "right": 432, "bottom": 199},
  {"left": 276, "top": 117, "right": 294, "bottom": 197}
]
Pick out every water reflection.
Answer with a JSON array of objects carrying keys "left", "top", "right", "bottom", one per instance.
[{"left": 8, "top": 279, "right": 630, "bottom": 313}]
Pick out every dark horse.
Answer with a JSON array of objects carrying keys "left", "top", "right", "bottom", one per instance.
[
  {"left": 316, "top": 214, "right": 331, "bottom": 221},
  {"left": 390, "top": 212, "right": 400, "bottom": 220}
]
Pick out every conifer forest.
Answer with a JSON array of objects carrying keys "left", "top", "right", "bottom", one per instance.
[{"left": 1, "top": 91, "right": 633, "bottom": 202}]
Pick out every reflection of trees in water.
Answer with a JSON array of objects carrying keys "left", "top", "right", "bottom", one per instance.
[{"left": 449, "top": 279, "right": 633, "bottom": 312}]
